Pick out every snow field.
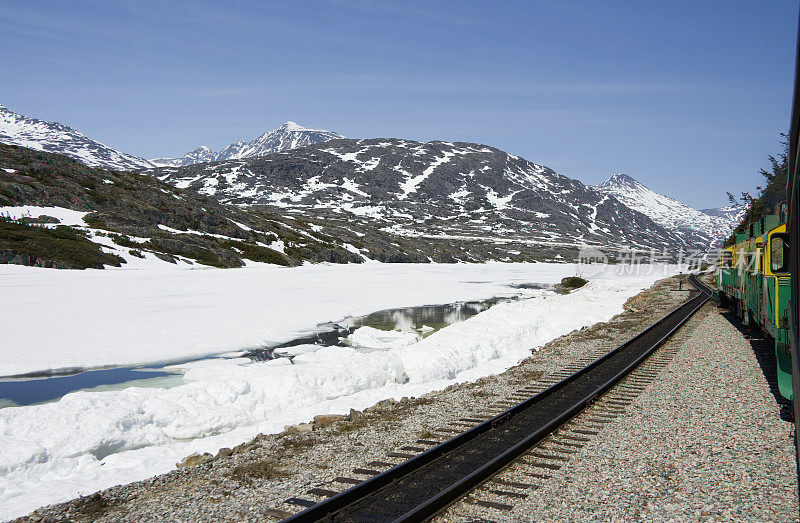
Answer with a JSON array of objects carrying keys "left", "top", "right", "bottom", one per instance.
[
  {"left": 0, "top": 205, "right": 88, "bottom": 226},
  {"left": 0, "top": 263, "right": 676, "bottom": 519}
]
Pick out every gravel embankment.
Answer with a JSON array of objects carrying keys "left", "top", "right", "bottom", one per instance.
[
  {"left": 21, "top": 277, "right": 744, "bottom": 522},
  {"left": 442, "top": 302, "right": 799, "bottom": 521}
]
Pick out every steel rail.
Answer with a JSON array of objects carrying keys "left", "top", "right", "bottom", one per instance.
[{"left": 283, "top": 275, "right": 712, "bottom": 523}]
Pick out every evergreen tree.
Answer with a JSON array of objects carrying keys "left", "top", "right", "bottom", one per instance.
[{"left": 726, "top": 134, "right": 789, "bottom": 244}]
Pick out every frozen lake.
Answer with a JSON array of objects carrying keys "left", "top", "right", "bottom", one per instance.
[{"left": 0, "top": 261, "right": 585, "bottom": 377}]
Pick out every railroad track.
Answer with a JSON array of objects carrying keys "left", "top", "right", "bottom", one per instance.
[{"left": 283, "top": 275, "right": 713, "bottom": 522}]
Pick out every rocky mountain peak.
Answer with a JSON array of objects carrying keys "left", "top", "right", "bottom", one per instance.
[
  {"left": 280, "top": 121, "right": 306, "bottom": 131},
  {"left": 599, "top": 173, "right": 638, "bottom": 188},
  {"left": 150, "top": 121, "right": 344, "bottom": 167}
]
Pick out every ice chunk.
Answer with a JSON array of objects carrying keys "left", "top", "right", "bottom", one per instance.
[{"left": 347, "top": 326, "right": 421, "bottom": 349}]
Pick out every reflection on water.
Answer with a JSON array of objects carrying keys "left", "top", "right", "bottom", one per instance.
[
  {"left": 245, "top": 296, "right": 520, "bottom": 361},
  {"left": 344, "top": 297, "right": 514, "bottom": 334}
]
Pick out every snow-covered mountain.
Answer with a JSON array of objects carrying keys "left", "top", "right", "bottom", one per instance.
[
  {"left": 594, "top": 173, "right": 745, "bottom": 249},
  {"left": 150, "top": 121, "right": 344, "bottom": 167},
  {"left": 0, "top": 105, "right": 154, "bottom": 171},
  {"left": 0, "top": 103, "right": 735, "bottom": 253},
  {"left": 150, "top": 139, "right": 687, "bottom": 251}
]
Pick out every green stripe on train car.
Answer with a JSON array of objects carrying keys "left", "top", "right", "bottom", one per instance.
[
  {"left": 776, "top": 277, "right": 792, "bottom": 400},
  {"left": 764, "top": 276, "right": 775, "bottom": 327}
]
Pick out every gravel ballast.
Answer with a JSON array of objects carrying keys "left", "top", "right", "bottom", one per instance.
[
  {"left": 19, "top": 277, "right": 798, "bottom": 521},
  {"left": 442, "top": 302, "right": 799, "bottom": 521}
]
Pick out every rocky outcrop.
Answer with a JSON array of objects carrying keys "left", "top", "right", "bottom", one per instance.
[{"left": 0, "top": 249, "right": 81, "bottom": 269}]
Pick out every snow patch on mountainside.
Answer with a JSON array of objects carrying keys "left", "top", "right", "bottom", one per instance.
[
  {"left": 0, "top": 105, "right": 153, "bottom": 171},
  {"left": 150, "top": 122, "right": 344, "bottom": 167},
  {"left": 398, "top": 150, "right": 458, "bottom": 199}
]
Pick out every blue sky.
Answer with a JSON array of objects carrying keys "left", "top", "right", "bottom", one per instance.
[{"left": 1, "top": 0, "right": 797, "bottom": 208}]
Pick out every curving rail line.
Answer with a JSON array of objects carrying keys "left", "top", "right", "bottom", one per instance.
[{"left": 283, "top": 274, "right": 713, "bottom": 522}]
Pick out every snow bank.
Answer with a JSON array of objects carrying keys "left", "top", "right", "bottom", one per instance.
[
  {"left": 0, "top": 263, "right": 676, "bottom": 519},
  {"left": 397, "top": 279, "right": 629, "bottom": 383}
]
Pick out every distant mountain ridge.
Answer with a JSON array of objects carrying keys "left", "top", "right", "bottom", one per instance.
[
  {"left": 150, "top": 138, "right": 688, "bottom": 251},
  {"left": 0, "top": 105, "right": 742, "bottom": 255},
  {"left": 0, "top": 105, "right": 154, "bottom": 171},
  {"left": 150, "top": 122, "right": 344, "bottom": 167},
  {"left": 594, "top": 173, "right": 746, "bottom": 249}
]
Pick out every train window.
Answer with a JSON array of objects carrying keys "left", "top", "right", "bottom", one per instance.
[
  {"left": 720, "top": 250, "right": 732, "bottom": 268},
  {"left": 771, "top": 235, "right": 788, "bottom": 273}
]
